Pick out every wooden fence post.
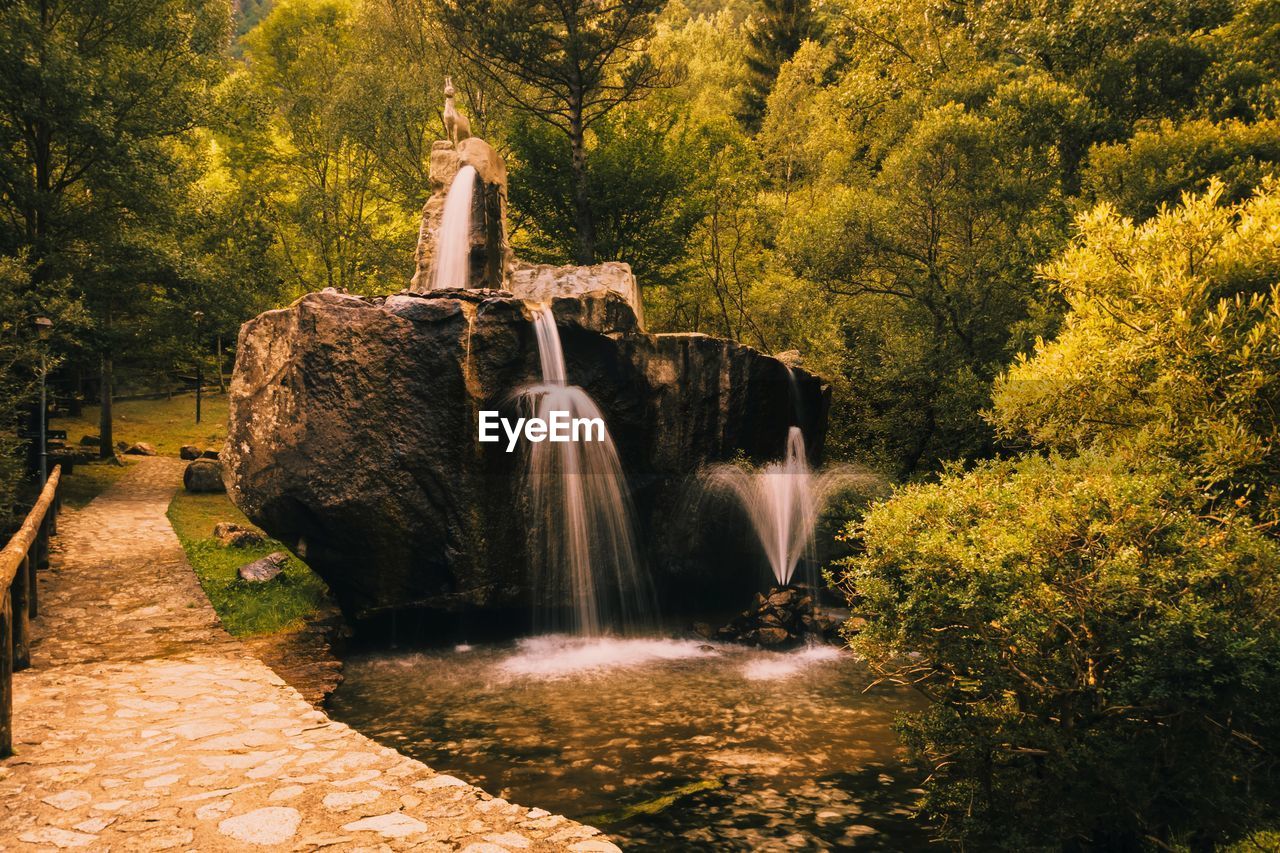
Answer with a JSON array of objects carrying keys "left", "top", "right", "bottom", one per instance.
[
  {"left": 36, "top": 517, "right": 49, "bottom": 571},
  {"left": 11, "top": 555, "right": 30, "bottom": 671},
  {"left": 26, "top": 544, "right": 37, "bottom": 620},
  {"left": 0, "top": 465, "right": 61, "bottom": 759},
  {"left": 0, "top": 592, "right": 13, "bottom": 757}
]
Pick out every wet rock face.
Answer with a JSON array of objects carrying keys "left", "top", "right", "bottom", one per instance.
[
  {"left": 507, "top": 260, "right": 643, "bottom": 323},
  {"left": 224, "top": 288, "right": 830, "bottom": 623}
]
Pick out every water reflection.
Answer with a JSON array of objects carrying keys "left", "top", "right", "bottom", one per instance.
[{"left": 328, "top": 636, "right": 931, "bottom": 850}]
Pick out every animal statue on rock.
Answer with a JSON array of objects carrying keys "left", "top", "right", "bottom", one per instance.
[{"left": 442, "top": 76, "right": 471, "bottom": 146}]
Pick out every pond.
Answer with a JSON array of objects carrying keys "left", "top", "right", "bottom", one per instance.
[{"left": 328, "top": 635, "right": 931, "bottom": 851}]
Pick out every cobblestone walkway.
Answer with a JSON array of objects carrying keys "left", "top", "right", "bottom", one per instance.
[{"left": 0, "top": 459, "right": 613, "bottom": 852}]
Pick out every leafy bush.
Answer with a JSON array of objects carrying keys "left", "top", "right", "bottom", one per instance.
[
  {"left": 839, "top": 452, "right": 1280, "bottom": 849},
  {"left": 991, "top": 181, "right": 1280, "bottom": 528}
]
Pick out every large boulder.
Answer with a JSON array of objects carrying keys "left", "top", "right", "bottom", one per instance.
[{"left": 224, "top": 288, "right": 829, "bottom": 623}]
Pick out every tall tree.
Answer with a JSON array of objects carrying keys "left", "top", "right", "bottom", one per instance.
[
  {"left": 737, "top": 0, "right": 821, "bottom": 131},
  {"left": 507, "top": 112, "right": 703, "bottom": 288},
  {"left": 0, "top": 0, "right": 231, "bottom": 455},
  {"left": 436, "top": 0, "right": 668, "bottom": 265}
]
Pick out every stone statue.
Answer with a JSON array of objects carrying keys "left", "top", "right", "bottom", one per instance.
[{"left": 442, "top": 76, "right": 471, "bottom": 146}]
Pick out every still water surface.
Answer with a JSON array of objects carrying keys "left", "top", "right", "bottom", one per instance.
[{"left": 328, "top": 636, "right": 930, "bottom": 851}]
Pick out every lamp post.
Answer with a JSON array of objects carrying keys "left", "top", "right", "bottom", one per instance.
[
  {"left": 193, "top": 310, "right": 205, "bottom": 425},
  {"left": 33, "top": 316, "right": 53, "bottom": 488}
]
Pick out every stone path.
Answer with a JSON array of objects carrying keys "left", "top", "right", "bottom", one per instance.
[{"left": 0, "top": 458, "right": 614, "bottom": 852}]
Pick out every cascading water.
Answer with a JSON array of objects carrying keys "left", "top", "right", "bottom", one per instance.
[
  {"left": 431, "top": 164, "right": 477, "bottom": 289},
  {"left": 523, "top": 305, "right": 653, "bottom": 635}
]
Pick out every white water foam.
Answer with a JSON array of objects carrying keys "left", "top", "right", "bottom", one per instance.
[
  {"left": 497, "top": 635, "right": 713, "bottom": 679},
  {"left": 741, "top": 643, "right": 844, "bottom": 681}
]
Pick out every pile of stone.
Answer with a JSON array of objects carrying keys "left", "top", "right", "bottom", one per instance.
[{"left": 699, "top": 585, "right": 845, "bottom": 649}]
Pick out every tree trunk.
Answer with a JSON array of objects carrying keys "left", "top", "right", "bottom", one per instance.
[
  {"left": 68, "top": 366, "right": 83, "bottom": 417},
  {"left": 98, "top": 354, "right": 113, "bottom": 459},
  {"left": 569, "top": 114, "right": 595, "bottom": 265},
  {"left": 217, "top": 336, "right": 226, "bottom": 393}
]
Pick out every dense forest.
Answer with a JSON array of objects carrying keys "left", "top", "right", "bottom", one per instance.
[
  {"left": 5, "top": 0, "right": 1279, "bottom": 479},
  {"left": 3, "top": 0, "right": 1280, "bottom": 847}
]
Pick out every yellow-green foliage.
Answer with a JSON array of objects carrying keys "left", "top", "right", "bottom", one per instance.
[
  {"left": 1085, "top": 118, "right": 1280, "bottom": 218},
  {"left": 841, "top": 452, "right": 1280, "bottom": 848},
  {"left": 992, "top": 181, "right": 1280, "bottom": 526}
]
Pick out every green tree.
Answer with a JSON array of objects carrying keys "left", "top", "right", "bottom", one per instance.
[
  {"left": 992, "top": 181, "right": 1280, "bottom": 528},
  {"left": 0, "top": 256, "right": 84, "bottom": 519},
  {"left": 0, "top": 0, "right": 231, "bottom": 454},
  {"left": 508, "top": 112, "right": 703, "bottom": 289},
  {"left": 239, "top": 0, "right": 413, "bottom": 295},
  {"left": 436, "top": 0, "right": 669, "bottom": 264},
  {"left": 785, "top": 84, "right": 1082, "bottom": 473},
  {"left": 969, "top": 0, "right": 1233, "bottom": 137},
  {"left": 737, "top": 0, "right": 821, "bottom": 131}
]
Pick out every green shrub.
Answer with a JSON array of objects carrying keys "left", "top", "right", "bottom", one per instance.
[
  {"left": 839, "top": 452, "right": 1280, "bottom": 849},
  {"left": 991, "top": 181, "right": 1280, "bottom": 529}
]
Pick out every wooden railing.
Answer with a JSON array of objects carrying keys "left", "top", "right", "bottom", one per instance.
[{"left": 0, "top": 466, "right": 61, "bottom": 757}]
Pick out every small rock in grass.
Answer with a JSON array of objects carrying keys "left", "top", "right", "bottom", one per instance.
[
  {"left": 124, "top": 442, "right": 157, "bottom": 456},
  {"left": 179, "top": 445, "right": 202, "bottom": 460},
  {"left": 213, "top": 522, "right": 266, "bottom": 548},
  {"left": 239, "top": 552, "right": 288, "bottom": 583}
]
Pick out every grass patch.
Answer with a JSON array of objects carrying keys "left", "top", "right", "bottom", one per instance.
[
  {"left": 53, "top": 393, "right": 229, "bottom": 457},
  {"left": 58, "top": 457, "right": 137, "bottom": 509},
  {"left": 167, "top": 488, "right": 330, "bottom": 637}
]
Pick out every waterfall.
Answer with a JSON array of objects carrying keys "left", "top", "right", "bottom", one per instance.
[
  {"left": 524, "top": 305, "right": 652, "bottom": 635},
  {"left": 432, "top": 165, "right": 477, "bottom": 289}
]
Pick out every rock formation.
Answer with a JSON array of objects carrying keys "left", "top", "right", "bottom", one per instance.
[
  {"left": 410, "top": 137, "right": 513, "bottom": 291},
  {"left": 229, "top": 106, "right": 831, "bottom": 629},
  {"left": 507, "top": 260, "right": 644, "bottom": 324},
  {"left": 701, "top": 585, "right": 845, "bottom": 649},
  {"left": 224, "top": 288, "right": 829, "bottom": 623},
  {"left": 408, "top": 130, "right": 645, "bottom": 320}
]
